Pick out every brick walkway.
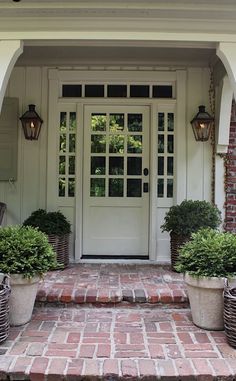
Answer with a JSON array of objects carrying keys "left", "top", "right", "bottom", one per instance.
[
  {"left": 1, "top": 264, "right": 236, "bottom": 380},
  {"left": 1, "top": 307, "right": 236, "bottom": 380},
  {"left": 36, "top": 264, "right": 187, "bottom": 305}
]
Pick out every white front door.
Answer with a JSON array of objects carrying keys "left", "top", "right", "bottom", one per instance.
[{"left": 83, "top": 105, "right": 150, "bottom": 257}]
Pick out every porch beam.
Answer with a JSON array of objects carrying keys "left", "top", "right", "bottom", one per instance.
[
  {"left": 0, "top": 40, "right": 23, "bottom": 112},
  {"left": 217, "top": 42, "right": 236, "bottom": 98},
  {"left": 216, "top": 75, "right": 233, "bottom": 154}
]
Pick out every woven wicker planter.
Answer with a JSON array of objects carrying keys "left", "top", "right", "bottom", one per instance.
[
  {"left": 0, "top": 276, "right": 11, "bottom": 344},
  {"left": 170, "top": 232, "right": 189, "bottom": 271},
  {"left": 224, "top": 281, "right": 236, "bottom": 348},
  {"left": 48, "top": 234, "right": 69, "bottom": 268}
]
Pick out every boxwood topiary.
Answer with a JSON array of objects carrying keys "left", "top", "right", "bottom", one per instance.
[
  {"left": 175, "top": 228, "right": 236, "bottom": 277},
  {"left": 23, "top": 209, "right": 71, "bottom": 236},
  {"left": 0, "top": 225, "right": 58, "bottom": 278},
  {"left": 161, "top": 200, "right": 221, "bottom": 238}
]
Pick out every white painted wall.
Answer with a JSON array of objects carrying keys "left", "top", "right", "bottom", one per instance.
[
  {"left": 0, "top": 65, "right": 213, "bottom": 263},
  {"left": 0, "top": 67, "right": 48, "bottom": 225}
]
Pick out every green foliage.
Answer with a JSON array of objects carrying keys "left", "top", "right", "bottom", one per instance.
[
  {"left": 0, "top": 225, "right": 58, "bottom": 278},
  {"left": 161, "top": 200, "right": 221, "bottom": 237},
  {"left": 175, "top": 228, "right": 236, "bottom": 277},
  {"left": 23, "top": 209, "right": 71, "bottom": 236}
]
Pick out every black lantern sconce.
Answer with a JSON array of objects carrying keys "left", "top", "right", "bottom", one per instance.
[
  {"left": 191, "top": 105, "right": 214, "bottom": 142},
  {"left": 20, "top": 104, "right": 43, "bottom": 140}
]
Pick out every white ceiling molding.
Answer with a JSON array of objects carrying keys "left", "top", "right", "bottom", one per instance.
[
  {"left": 1, "top": 0, "right": 236, "bottom": 9},
  {"left": 0, "top": 1, "right": 236, "bottom": 41}
]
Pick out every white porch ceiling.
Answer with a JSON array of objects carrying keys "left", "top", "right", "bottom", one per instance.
[{"left": 16, "top": 45, "right": 216, "bottom": 67}]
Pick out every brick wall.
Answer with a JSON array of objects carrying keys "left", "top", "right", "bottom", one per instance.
[{"left": 225, "top": 100, "right": 236, "bottom": 232}]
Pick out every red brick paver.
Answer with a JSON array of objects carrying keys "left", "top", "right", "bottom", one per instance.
[
  {"left": 1, "top": 306, "right": 236, "bottom": 380},
  {"left": 36, "top": 264, "right": 188, "bottom": 305}
]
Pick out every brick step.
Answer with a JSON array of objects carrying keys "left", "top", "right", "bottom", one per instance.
[
  {"left": 36, "top": 286, "right": 188, "bottom": 306},
  {"left": 1, "top": 306, "right": 236, "bottom": 381},
  {"left": 36, "top": 264, "right": 188, "bottom": 306},
  {"left": 2, "top": 357, "right": 236, "bottom": 380}
]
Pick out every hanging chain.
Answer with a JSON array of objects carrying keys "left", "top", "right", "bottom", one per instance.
[{"left": 209, "top": 68, "right": 216, "bottom": 204}]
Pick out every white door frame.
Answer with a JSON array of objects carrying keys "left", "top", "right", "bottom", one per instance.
[
  {"left": 73, "top": 98, "right": 177, "bottom": 262},
  {"left": 48, "top": 68, "right": 186, "bottom": 263}
]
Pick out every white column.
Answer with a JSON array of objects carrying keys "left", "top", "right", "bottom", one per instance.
[
  {"left": 216, "top": 75, "right": 233, "bottom": 154},
  {"left": 215, "top": 155, "right": 225, "bottom": 229},
  {"left": 0, "top": 40, "right": 23, "bottom": 112},
  {"left": 217, "top": 42, "right": 236, "bottom": 98},
  {"left": 215, "top": 47, "right": 235, "bottom": 225}
]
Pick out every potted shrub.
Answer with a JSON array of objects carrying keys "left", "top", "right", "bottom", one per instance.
[
  {"left": 23, "top": 209, "right": 71, "bottom": 268},
  {"left": 161, "top": 200, "right": 221, "bottom": 270},
  {"left": 176, "top": 228, "right": 236, "bottom": 330},
  {"left": 0, "top": 225, "right": 57, "bottom": 326}
]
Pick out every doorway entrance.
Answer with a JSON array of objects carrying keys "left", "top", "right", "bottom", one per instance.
[{"left": 82, "top": 105, "right": 150, "bottom": 258}]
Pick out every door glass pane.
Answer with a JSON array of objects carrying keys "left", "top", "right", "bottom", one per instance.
[
  {"left": 60, "top": 134, "right": 66, "bottom": 153},
  {"left": 59, "top": 156, "right": 66, "bottom": 175},
  {"left": 69, "top": 156, "right": 75, "bottom": 175},
  {"left": 158, "top": 113, "right": 164, "bottom": 131},
  {"left": 109, "top": 179, "right": 124, "bottom": 197},
  {"left": 90, "top": 178, "right": 105, "bottom": 197},
  {"left": 109, "top": 135, "right": 124, "bottom": 153},
  {"left": 130, "top": 85, "right": 149, "bottom": 98},
  {"left": 127, "top": 179, "right": 142, "bottom": 197},
  {"left": 107, "top": 85, "right": 127, "bottom": 98},
  {"left": 85, "top": 85, "right": 104, "bottom": 97},
  {"left": 167, "top": 179, "right": 173, "bottom": 198},
  {"left": 109, "top": 114, "right": 124, "bottom": 131},
  {"left": 62, "top": 85, "right": 82, "bottom": 98},
  {"left": 127, "top": 157, "right": 142, "bottom": 175},
  {"left": 59, "top": 178, "right": 66, "bottom": 197},
  {"left": 128, "top": 114, "right": 142, "bottom": 132},
  {"left": 109, "top": 157, "right": 124, "bottom": 175},
  {"left": 127, "top": 135, "right": 142, "bottom": 153},
  {"left": 168, "top": 113, "right": 174, "bottom": 131},
  {"left": 158, "top": 157, "right": 164, "bottom": 176},
  {"left": 69, "top": 112, "right": 76, "bottom": 132},
  {"left": 69, "top": 134, "right": 76, "bottom": 153},
  {"left": 157, "top": 179, "right": 164, "bottom": 197},
  {"left": 60, "top": 112, "right": 67, "bottom": 132},
  {"left": 68, "top": 178, "right": 75, "bottom": 197},
  {"left": 153, "top": 86, "right": 172, "bottom": 98},
  {"left": 91, "top": 135, "right": 106, "bottom": 153},
  {"left": 91, "top": 114, "right": 106, "bottom": 131},
  {"left": 158, "top": 135, "right": 164, "bottom": 153},
  {"left": 167, "top": 135, "right": 174, "bottom": 153},
  {"left": 91, "top": 157, "right": 106, "bottom": 175},
  {"left": 167, "top": 157, "right": 174, "bottom": 176}
]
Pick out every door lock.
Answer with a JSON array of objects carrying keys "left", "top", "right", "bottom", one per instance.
[
  {"left": 143, "top": 168, "right": 149, "bottom": 176},
  {"left": 143, "top": 183, "right": 149, "bottom": 193}
]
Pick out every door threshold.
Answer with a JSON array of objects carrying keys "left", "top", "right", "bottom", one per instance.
[{"left": 81, "top": 255, "right": 149, "bottom": 260}]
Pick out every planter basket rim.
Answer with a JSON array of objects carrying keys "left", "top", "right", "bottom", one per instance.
[{"left": 185, "top": 273, "right": 226, "bottom": 289}]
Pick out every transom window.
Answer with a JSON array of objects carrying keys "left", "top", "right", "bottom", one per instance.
[{"left": 62, "top": 83, "right": 173, "bottom": 99}]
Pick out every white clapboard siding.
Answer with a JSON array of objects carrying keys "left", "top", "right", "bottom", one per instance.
[
  {"left": 187, "top": 67, "right": 212, "bottom": 200},
  {"left": 0, "top": 97, "right": 18, "bottom": 182},
  {"left": 0, "top": 65, "right": 213, "bottom": 262}
]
